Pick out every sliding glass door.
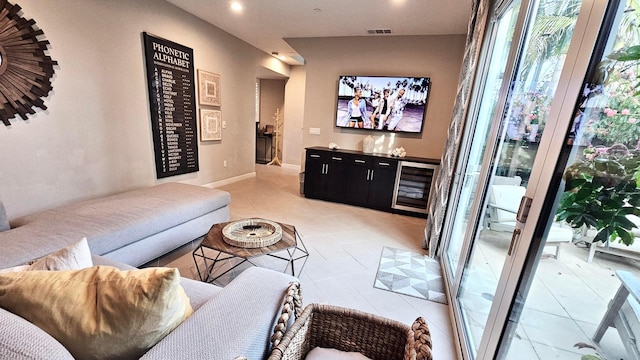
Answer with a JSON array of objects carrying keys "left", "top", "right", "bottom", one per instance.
[{"left": 440, "top": 0, "right": 618, "bottom": 358}]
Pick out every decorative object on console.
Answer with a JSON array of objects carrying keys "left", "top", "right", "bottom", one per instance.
[
  {"left": 0, "top": 1, "right": 58, "bottom": 126},
  {"left": 200, "top": 108, "right": 222, "bottom": 141},
  {"left": 267, "top": 108, "right": 283, "bottom": 166},
  {"left": 328, "top": 142, "right": 339, "bottom": 150},
  {"left": 362, "top": 135, "right": 374, "bottom": 153},
  {"left": 391, "top": 147, "right": 407, "bottom": 157},
  {"left": 197, "top": 69, "right": 221, "bottom": 106}
]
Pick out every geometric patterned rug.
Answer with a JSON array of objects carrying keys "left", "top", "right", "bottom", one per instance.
[{"left": 374, "top": 247, "right": 448, "bottom": 304}]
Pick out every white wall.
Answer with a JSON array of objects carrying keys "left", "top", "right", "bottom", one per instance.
[
  {"left": 0, "top": 1, "right": 466, "bottom": 219},
  {"left": 286, "top": 35, "right": 466, "bottom": 163},
  {"left": 283, "top": 66, "right": 306, "bottom": 167},
  {"left": 0, "top": 0, "right": 288, "bottom": 219}
]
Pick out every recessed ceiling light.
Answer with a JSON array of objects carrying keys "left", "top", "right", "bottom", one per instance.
[{"left": 230, "top": 1, "right": 243, "bottom": 13}]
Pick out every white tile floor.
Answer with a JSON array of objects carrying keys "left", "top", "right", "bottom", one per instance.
[
  {"left": 152, "top": 164, "right": 640, "bottom": 360},
  {"left": 464, "top": 229, "right": 640, "bottom": 359},
  {"left": 155, "top": 164, "right": 458, "bottom": 360}
]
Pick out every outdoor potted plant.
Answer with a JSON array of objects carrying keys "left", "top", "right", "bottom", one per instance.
[{"left": 556, "top": 144, "right": 640, "bottom": 245}]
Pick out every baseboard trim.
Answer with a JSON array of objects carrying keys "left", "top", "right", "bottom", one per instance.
[
  {"left": 281, "top": 163, "right": 301, "bottom": 172},
  {"left": 202, "top": 172, "right": 256, "bottom": 188}
]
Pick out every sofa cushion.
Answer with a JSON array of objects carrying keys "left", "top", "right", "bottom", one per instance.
[
  {"left": 9, "top": 182, "right": 231, "bottom": 257},
  {"left": 141, "top": 267, "right": 296, "bottom": 360},
  {"left": 0, "top": 308, "right": 74, "bottom": 360},
  {"left": 0, "top": 201, "right": 8, "bottom": 232},
  {"left": 0, "top": 266, "right": 193, "bottom": 360}
]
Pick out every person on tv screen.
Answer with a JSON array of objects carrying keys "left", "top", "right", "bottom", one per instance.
[
  {"left": 385, "top": 88, "right": 408, "bottom": 131},
  {"left": 344, "top": 88, "right": 368, "bottom": 128},
  {"left": 371, "top": 89, "right": 391, "bottom": 130}
]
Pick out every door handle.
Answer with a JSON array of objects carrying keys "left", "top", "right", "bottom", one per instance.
[
  {"left": 379, "top": 162, "right": 390, "bottom": 166},
  {"left": 325, "top": 164, "right": 329, "bottom": 174},
  {"left": 516, "top": 196, "right": 533, "bottom": 222},
  {"left": 370, "top": 169, "right": 374, "bottom": 181},
  {"left": 332, "top": 157, "right": 342, "bottom": 161},
  {"left": 508, "top": 228, "right": 521, "bottom": 256},
  {"left": 366, "top": 169, "right": 371, "bottom": 180},
  {"left": 355, "top": 159, "right": 366, "bottom": 164},
  {"left": 322, "top": 164, "right": 326, "bottom": 174}
]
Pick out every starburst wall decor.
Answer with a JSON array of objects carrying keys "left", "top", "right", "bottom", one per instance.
[{"left": 0, "top": 0, "right": 57, "bottom": 126}]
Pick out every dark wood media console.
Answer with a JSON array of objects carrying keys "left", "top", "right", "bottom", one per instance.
[{"left": 303, "top": 147, "right": 440, "bottom": 217}]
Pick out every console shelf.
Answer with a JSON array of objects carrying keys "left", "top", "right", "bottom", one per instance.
[{"left": 303, "top": 147, "right": 439, "bottom": 217}]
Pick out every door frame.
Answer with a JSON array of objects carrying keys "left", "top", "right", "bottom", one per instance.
[
  {"left": 440, "top": 0, "right": 614, "bottom": 358},
  {"left": 440, "top": 0, "right": 535, "bottom": 357},
  {"left": 477, "top": 0, "right": 613, "bottom": 357}
]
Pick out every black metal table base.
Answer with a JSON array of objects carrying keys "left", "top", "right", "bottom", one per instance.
[{"left": 193, "top": 231, "right": 309, "bottom": 284}]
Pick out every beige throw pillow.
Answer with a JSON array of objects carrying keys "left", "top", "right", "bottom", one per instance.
[{"left": 0, "top": 266, "right": 193, "bottom": 360}]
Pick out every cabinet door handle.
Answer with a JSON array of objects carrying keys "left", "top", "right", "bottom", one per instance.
[
  {"left": 325, "top": 164, "right": 329, "bottom": 174},
  {"left": 379, "top": 162, "right": 390, "bottom": 166},
  {"left": 370, "top": 169, "right": 374, "bottom": 181},
  {"left": 355, "top": 159, "right": 366, "bottom": 164},
  {"left": 332, "top": 157, "right": 342, "bottom": 161},
  {"left": 310, "top": 154, "right": 320, "bottom": 158},
  {"left": 366, "top": 169, "right": 371, "bottom": 180}
]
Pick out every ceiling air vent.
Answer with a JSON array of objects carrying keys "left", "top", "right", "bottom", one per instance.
[{"left": 366, "top": 28, "right": 392, "bottom": 35}]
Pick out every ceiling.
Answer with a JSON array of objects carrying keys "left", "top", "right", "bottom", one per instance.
[{"left": 166, "top": 0, "right": 472, "bottom": 66}]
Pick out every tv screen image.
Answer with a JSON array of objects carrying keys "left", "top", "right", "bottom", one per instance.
[{"left": 336, "top": 75, "right": 430, "bottom": 133}]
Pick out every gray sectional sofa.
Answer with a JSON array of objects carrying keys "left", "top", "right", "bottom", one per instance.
[
  {"left": 0, "top": 183, "right": 297, "bottom": 359},
  {"left": 1, "top": 182, "right": 231, "bottom": 268}
]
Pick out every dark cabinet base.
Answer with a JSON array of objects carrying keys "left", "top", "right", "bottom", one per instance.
[{"left": 303, "top": 147, "right": 438, "bottom": 218}]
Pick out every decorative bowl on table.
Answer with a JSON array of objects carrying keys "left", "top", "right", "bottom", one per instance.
[{"left": 222, "top": 218, "right": 283, "bottom": 248}]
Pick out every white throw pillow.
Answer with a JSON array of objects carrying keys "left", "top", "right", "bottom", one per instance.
[{"left": 0, "top": 238, "right": 93, "bottom": 273}]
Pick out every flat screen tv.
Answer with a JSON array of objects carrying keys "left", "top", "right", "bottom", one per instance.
[{"left": 336, "top": 75, "right": 430, "bottom": 133}]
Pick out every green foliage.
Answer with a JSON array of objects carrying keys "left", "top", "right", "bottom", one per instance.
[{"left": 557, "top": 149, "right": 640, "bottom": 245}]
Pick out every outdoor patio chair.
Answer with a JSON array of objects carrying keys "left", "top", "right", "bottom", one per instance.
[
  {"left": 587, "top": 215, "right": 640, "bottom": 262},
  {"left": 594, "top": 270, "right": 640, "bottom": 360},
  {"left": 486, "top": 184, "right": 573, "bottom": 258}
]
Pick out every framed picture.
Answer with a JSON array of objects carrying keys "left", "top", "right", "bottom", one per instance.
[
  {"left": 198, "top": 69, "right": 221, "bottom": 106},
  {"left": 200, "top": 109, "right": 222, "bottom": 141}
]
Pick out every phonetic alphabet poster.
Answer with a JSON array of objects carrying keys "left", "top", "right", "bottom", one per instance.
[{"left": 143, "top": 32, "right": 199, "bottom": 178}]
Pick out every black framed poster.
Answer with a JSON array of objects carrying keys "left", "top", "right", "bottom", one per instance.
[{"left": 143, "top": 32, "right": 198, "bottom": 178}]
